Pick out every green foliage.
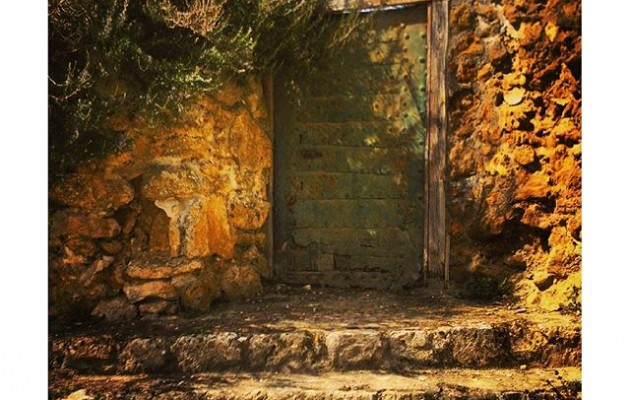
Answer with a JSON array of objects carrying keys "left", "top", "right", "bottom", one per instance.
[{"left": 49, "top": 0, "right": 367, "bottom": 179}]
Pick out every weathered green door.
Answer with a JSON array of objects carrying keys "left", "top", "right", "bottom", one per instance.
[{"left": 274, "top": 5, "right": 428, "bottom": 289}]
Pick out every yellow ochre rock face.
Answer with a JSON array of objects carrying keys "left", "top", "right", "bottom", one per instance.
[
  {"left": 49, "top": 78, "right": 273, "bottom": 319},
  {"left": 448, "top": 0, "right": 581, "bottom": 308}
]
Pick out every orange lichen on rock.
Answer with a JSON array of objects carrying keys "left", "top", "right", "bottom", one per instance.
[{"left": 448, "top": 0, "right": 581, "bottom": 309}]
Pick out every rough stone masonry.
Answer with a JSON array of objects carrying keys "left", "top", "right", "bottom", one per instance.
[{"left": 49, "top": 79, "right": 272, "bottom": 320}]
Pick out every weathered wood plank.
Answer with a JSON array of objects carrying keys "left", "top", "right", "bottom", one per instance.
[
  {"left": 264, "top": 74, "right": 275, "bottom": 277},
  {"left": 422, "top": 4, "right": 431, "bottom": 282},
  {"left": 329, "top": 0, "right": 431, "bottom": 12},
  {"left": 274, "top": 4, "right": 429, "bottom": 287},
  {"left": 426, "top": 0, "right": 448, "bottom": 280}
]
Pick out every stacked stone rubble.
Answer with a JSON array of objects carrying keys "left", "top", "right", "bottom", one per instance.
[{"left": 49, "top": 79, "right": 271, "bottom": 320}]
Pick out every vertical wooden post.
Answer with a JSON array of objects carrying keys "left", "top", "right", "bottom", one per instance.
[
  {"left": 263, "top": 74, "right": 275, "bottom": 277},
  {"left": 422, "top": 2, "right": 431, "bottom": 284},
  {"left": 426, "top": 0, "right": 449, "bottom": 281}
]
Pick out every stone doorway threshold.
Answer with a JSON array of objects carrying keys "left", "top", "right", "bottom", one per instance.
[{"left": 50, "top": 286, "right": 581, "bottom": 399}]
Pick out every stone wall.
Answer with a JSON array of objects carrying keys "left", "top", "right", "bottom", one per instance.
[
  {"left": 49, "top": 78, "right": 272, "bottom": 321},
  {"left": 447, "top": 0, "right": 581, "bottom": 310}
]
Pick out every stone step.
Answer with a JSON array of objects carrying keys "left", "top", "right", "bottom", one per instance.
[
  {"left": 49, "top": 367, "right": 582, "bottom": 400},
  {"left": 51, "top": 288, "right": 580, "bottom": 375},
  {"left": 50, "top": 319, "right": 580, "bottom": 375}
]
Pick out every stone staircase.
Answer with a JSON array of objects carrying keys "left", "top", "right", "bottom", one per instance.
[{"left": 49, "top": 286, "right": 581, "bottom": 399}]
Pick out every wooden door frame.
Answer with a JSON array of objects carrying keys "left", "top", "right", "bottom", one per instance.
[
  {"left": 265, "top": 0, "right": 449, "bottom": 285},
  {"left": 425, "top": 0, "right": 449, "bottom": 284}
]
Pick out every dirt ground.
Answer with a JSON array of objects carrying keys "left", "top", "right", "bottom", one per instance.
[
  {"left": 50, "top": 367, "right": 581, "bottom": 400},
  {"left": 50, "top": 284, "right": 579, "bottom": 339}
]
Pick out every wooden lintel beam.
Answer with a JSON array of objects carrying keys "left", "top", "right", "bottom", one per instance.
[{"left": 329, "top": 0, "right": 433, "bottom": 12}]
